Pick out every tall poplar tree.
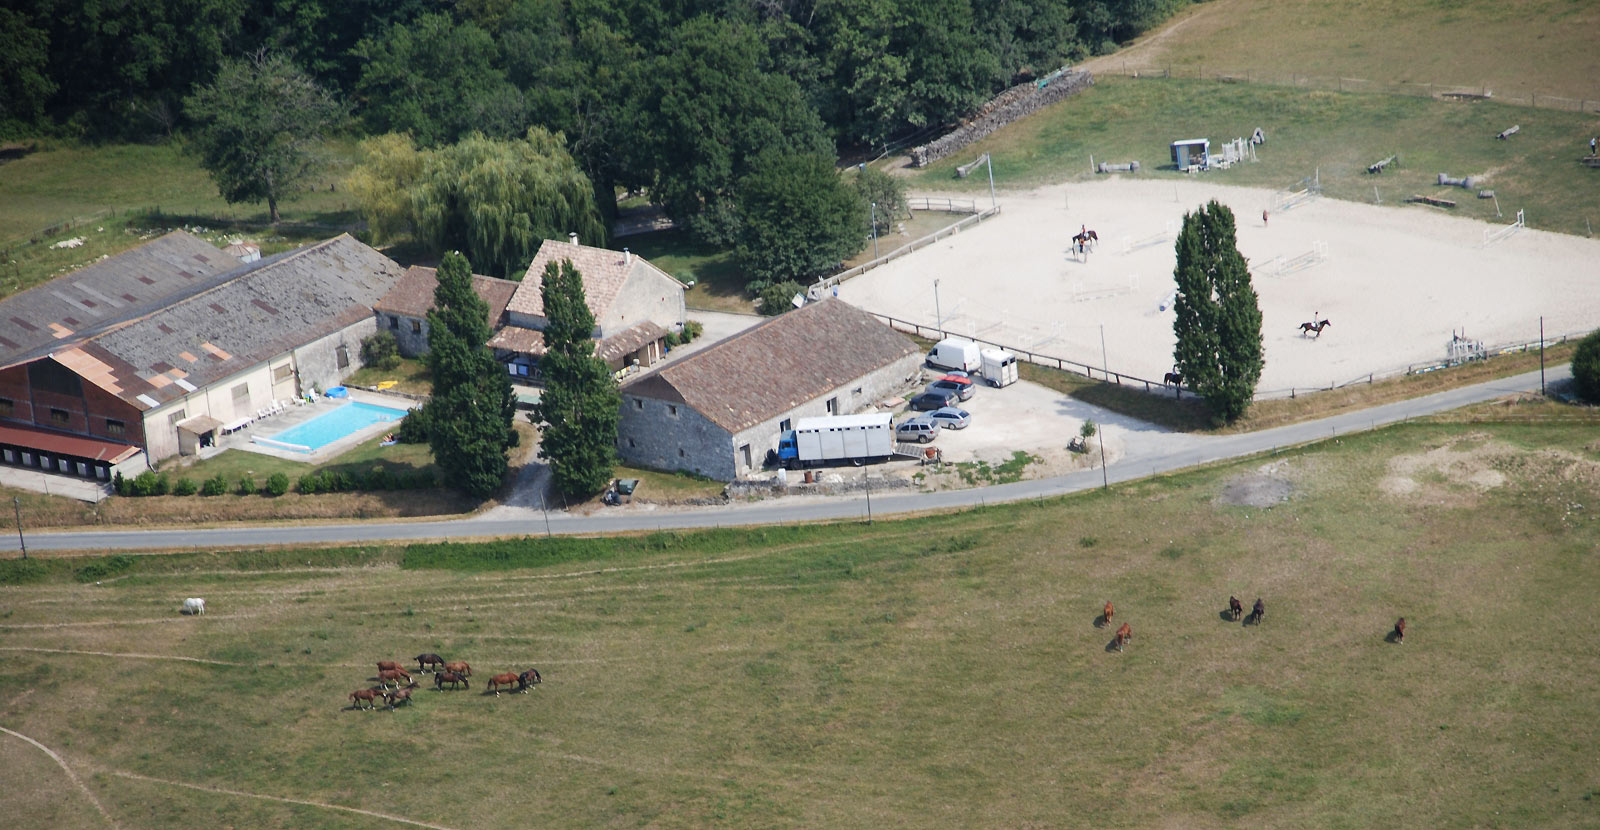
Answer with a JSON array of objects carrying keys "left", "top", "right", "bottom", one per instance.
[
  {"left": 530, "top": 259, "right": 620, "bottom": 497},
  {"left": 1171, "top": 200, "right": 1263, "bottom": 424},
  {"left": 424, "top": 251, "right": 517, "bottom": 498}
]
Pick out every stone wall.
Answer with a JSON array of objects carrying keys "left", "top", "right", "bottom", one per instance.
[
  {"left": 616, "top": 395, "right": 736, "bottom": 480},
  {"left": 910, "top": 69, "right": 1094, "bottom": 168}
]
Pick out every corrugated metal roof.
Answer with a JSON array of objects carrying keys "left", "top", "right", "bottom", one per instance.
[{"left": 0, "top": 421, "right": 140, "bottom": 463}]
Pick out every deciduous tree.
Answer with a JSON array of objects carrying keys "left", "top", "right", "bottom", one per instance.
[
  {"left": 184, "top": 51, "right": 346, "bottom": 223},
  {"left": 735, "top": 152, "right": 866, "bottom": 286},
  {"left": 1171, "top": 200, "right": 1263, "bottom": 424},
  {"left": 423, "top": 251, "right": 517, "bottom": 498},
  {"left": 530, "top": 259, "right": 620, "bottom": 497}
]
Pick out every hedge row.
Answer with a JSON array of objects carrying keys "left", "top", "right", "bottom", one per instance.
[{"left": 112, "top": 467, "right": 434, "bottom": 498}]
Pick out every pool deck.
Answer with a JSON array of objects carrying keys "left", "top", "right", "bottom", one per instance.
[{"left": 208, "top": 389, "right": 419, "bottom": 465}]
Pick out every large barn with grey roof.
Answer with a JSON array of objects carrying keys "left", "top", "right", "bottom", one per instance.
[
  {"left": 0, "top": 232, "right": 405, "bottom": 479},
  {"left": 616, "top": 298, "right": 920, "bottom": 480}
]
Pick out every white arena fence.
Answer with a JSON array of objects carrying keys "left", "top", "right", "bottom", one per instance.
[{"left": 1483, "top": 209, "right": 1526, "bottom": 247}]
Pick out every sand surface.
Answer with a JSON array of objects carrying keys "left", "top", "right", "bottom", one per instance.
[{"left": 839, "top": 178, "right": 1600, "bottom": 392}]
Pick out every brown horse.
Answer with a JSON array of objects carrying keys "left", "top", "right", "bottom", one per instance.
[
  {"left": 1103, "top": 601, "right": 1115, "bottom": 627},
  {"left": 519, "top": 668, "right": 542, "bottom": 690},
  {"left": 349, "top": 687, "right": 383, "bottom": 710},
  {"left": 377, "top": 668, "right": 412, "bottom": 689},
  {"left": 1164, "top": 370, "right": 1183, "bottom": 387},
  {"left": 1229, "top": 596, "right": 1244, "bottom": 621},
  {"left": 1114, "top": 622, "right": 1132, "bottom": 652},
  {"left": 487, "top": 673, "right": 523, "bottom": 696},
  {"left": 414, "top": 653, "right": 445, "bottom": 673},
  {"left": 1297, "top": 319, "right": 1332, "bottom": 337},
  {"left": 385, "top": 683, "right": 419, "bottom": 709},
  {"left": 434, "top": 671, "right": 469, "bottom": 691},
  {"left": 376, "top": 660, "right": 403, "bottom": 673},
  {"left": 444, "top": 661, "right": 472, "bottom": 677},
  {"left": 1250, "top": 598, "right": 1265, "bottom": 625},
  {"left": 1393, "top": 617, "right": 1407, "bottom": 644}
]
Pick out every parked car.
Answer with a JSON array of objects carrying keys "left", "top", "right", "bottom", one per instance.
[
  {"left": 926, "top": 406, "right": 971, "bottom": 430},
  {"left": 895, "top": 416, "right": 939, "bottom": 443},
  {"left": 910, "top": 389, "right": 957, "bottom": 411},
  {"left": 929, "top": 375, "right": 975, "bottom": 401}
]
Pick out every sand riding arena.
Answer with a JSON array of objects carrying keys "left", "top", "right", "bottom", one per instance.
[{"left": 839, "top": 178, "right": 1600, "bottom": 394}]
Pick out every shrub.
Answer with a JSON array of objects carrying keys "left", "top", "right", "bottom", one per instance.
[
  {"left": 1572, "top": 330, "right": 1600, "bottom": 404},
  {"left": 237, "top": 473, "right": 257, "bottom": 495},
  {"left": 200, "top": 474, "right": 229, "bottom": 496},
  {"left": 297, "top": 472, "right": 322, "bottom": 494},
  {"left": 682, "top": 320, "right": 704, "bottom": 342},
  {"left": 129, "top": 470, "right": 163, "bottom": 496},
  {"left": 757, "top": 280, "right": 805, "bottom": 316},
  {"left": 264, "top": 472, "right": 290, "bottom": 496},
  {"left": 172, "top": 477, "right": 198, "bottom": 496},
  {"left": 397, "top": 405, "right": 432, "bottom": 443},
  {"left": 361, "top": 331, "right": 402, "bottom": 371},
  {"left": 1080, "top": 420, "right": 1097, "bottom": 439},
  {"left": 112, "top": 471, "right": 127, "bottom": 496}
]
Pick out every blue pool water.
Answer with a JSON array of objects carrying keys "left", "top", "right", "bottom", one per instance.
[{"left": 263, "top": 402, "right": 409, "bottom": 452}]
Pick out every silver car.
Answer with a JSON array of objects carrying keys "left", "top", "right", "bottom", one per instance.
[
  {"left": 927, "top": 406, "right": 971, "bottom": 429},
  {"left": 895, "top": 416, "right": 939, "bottom": 443}
]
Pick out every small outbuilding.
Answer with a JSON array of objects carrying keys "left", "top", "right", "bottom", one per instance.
[{"left": 1170, "top": 139, "right": 1210, "bottom": 170}]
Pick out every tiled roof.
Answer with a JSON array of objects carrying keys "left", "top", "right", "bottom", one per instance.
[
  {"left": 28, "top": 234, "right": 405, "bottom": 411},
  {"left": 0, "top": 231, "right": 232, "bottom": 366},
  {"left": 372, "top": 265, "right": 518, "bottom": 328},
  {"left": 487, "top": 326, "right": 546, "bottom": 355},
  {"left": 0, "top": 420, "right": 140, "bottom": 463},
  {"left": 596, "top": 321, "right": 667, "bottom": 368},
  {"left": 509, "top": 239, "right": 672, "bottom": 319},
  {"left": 622, "top": 299, "right": 916, "bottom": 433}
]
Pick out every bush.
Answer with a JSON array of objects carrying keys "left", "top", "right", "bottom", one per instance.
[
  {"left": 297, "top": 472, "right": 322, "bottom": 494},
  {"left": 112, "top": 471, "right": 127, "bottom": 496},
  {"left": 172, "top": 477, "right": 198, "bottom": 496},
  {"left": 200, "top": 474, "right": 229, "bottom": 496},
  {"left": 264, "top": 472, "right": 290, "bottom": 496},
  {"left": 682, "top": 320, "right": 703, "bottom": 342},
  {"left": 127, "top": 470, "right": 168, "bottom": 496},
  {"left": 361, "top": 331, "right": 402, "bottom": 371},
  {"left": 397, "top": 405, "right": 432, "bottom": 443},
  {"left": 237, "top": 474, "right": 257, "bottom": 495},
  {"left": 1572, "top": 330, "right": 1600, "bottom": 404},
  {"left": 757, "top": 281, "right": 805, "bottom": 316}
]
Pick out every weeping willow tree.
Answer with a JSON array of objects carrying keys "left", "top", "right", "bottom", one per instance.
[{"left": 348, "top": 128, "right": 607, "bottom": 279}]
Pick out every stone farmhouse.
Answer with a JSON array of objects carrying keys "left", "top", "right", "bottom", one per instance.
[
  {"left": 491, "top": 237, "right": 686, "bottom": 381},
  {"left": 617, "top": 298, "right": 920, "bottom": 480},
  {"left": 0, "top": 232, "right": 405, "bottom": 478},
  {"left": 372, "top": 265, "right": 520, "bottom": 358}
]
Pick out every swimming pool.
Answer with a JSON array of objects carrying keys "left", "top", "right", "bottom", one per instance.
[{"left": 261, "top": 402, "right": 410, "bottom": 453}]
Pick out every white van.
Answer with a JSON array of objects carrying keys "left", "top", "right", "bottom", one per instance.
[
  {"left": 927, "top": 337, "right": 981, "bottom": 372},
  {"left": 980, "top": 348, "right": 1018, "bottom": 387}
]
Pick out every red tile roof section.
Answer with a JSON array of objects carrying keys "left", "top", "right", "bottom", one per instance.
[{"left": 0, "top": 421, "right": 140, "bottom": 464}]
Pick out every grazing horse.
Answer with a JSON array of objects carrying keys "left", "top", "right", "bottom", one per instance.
[
  {"left": 1229, "top": 596, "right": 1244, "bottom": 621},
  {"left": 1297, "top": 318, "right": 1332, "bottom": 337},
  {"left": 1164, "top": 370, "right": 1183, "bottom": 387},
  {"left": 1393, "top": 617, "right": 1407, "bottom": 644},
  {"left": 434, "top": 671, "right": 469, "bottom": 691},
  {"left": 444, "top": 661, "right": 472, "bottom": 677},
  {"left": 377, "top": 660, "right": 403, "bottom": 673},
  {"left": 487, "top": 673, "right": 524, "bottom": 696},
  {"left": 519, "top": 668, "right": 542, "bottom": 690},
  {"left": 385, "top": 683, "right": 418, "bottom": 709},
  {"left": 1103, "top": 601, "right": 1115, "bottom": 627},
  {"left": 377, "top": 668, "right": 412, "bottom": 689},
  {"left": 349, "top": 687, "right": 383, "bottom": 710},
  {"left": 1251, "top": 598, "right": 1265, "bottom": 625},
  {"left": 1114, "top": 622, "right": 1132, "bottom": 652},
  {"left": 414, "top": 653, "right": 445, "bottom": 673}
]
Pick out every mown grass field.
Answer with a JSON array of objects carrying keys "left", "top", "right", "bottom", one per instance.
[
  {"left": 914, "top": 76, "right": 1600, "bottom": 237},
  {"left": 2, "top": 419, "right": 1597, "bottom": 828}
]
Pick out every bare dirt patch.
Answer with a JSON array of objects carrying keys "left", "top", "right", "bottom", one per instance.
[
  {"left": 1378, "top": 432, "right": 1600, "bottom": 503},
  {"left": 1217, "top": 459, "right": 1297, "bottom": 508}
]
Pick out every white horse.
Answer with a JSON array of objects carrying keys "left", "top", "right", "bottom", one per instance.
[{"left": 182, "top": 598, "right": 206, "bottom": 615}]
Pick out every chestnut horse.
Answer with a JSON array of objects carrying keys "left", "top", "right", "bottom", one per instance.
[
  {"left": 1114, "top": 622, "right": 1132, "bottom": 652},
  {"left": 444, "top": 661, "right": 472, "bottom": 677},
  {"left": 1393, "top": 617, "right": 1406, "bottom": 644},
  {"left": 1297, "top": 319, "right": 1332, "bottom": 337},
  {"left": 487, "top": 673, "right": 524, "bottom": 696},
  {"left": 1229, "top": 596, "right": 1244, "bottom": 621},
  {"left": 519, "top": 668, "right": 542, "bottom": 689},
  {"left": 434, "top": 671, "right": 469, "bottom": 691},
  {"left": 1103, "top": 601, "right": 1115, "bottom": 627},
  {"left": 415, "top": 653, "right": 445, "bottom": 673},
  {"left": 377, "top": 660, "right": 403, "bottom": 673},
  {"left": 349, "top": 688, "right": 383, "bottom": 710},
  {"left": 385, "top": 683, "right": 418, "bottom": 709},
  {"left": 377, "top": 668, "right": 412, "bottom": 689}
]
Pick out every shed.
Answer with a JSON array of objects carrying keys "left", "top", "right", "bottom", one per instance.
[{"left": 1170, "top": 139, "right": 1210, "bottom": 170}]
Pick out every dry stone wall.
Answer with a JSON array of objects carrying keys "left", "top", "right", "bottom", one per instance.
[{"left": 910, "top": 69, "right": 1095, "bottom": 168}]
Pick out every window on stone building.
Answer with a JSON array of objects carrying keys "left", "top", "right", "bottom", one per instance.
[
  {"left": 678, "top": 448, "right": 686, "bottom": 458},
  {"left": 779, "top": 418, "right": 791, "bottom": 432},
  {"left": 231, "top": 383, "right": 250, "bottom": 410},
  {"left": 627, "top": 438, "right": 636, "bottom": 448},
  {"left": 389, "top": 315, "right": 399, "bottom": 330},
  {"left": 106, "top": 419, "right": 125, "bottom": 436},
  {"left": 336, "top": 345, "right": 350, "bottom": 369},
  {"left": 411, "top": 319, "right": 422, "bottom": 333},
  {"left": 826, "top": 397, "right": 838, "bottom": 414},
  {"left": 50, "top": 407, "right": 69, "bottom": 425},
  {"left": 633, "top": 399, "right": 643, "bottom": 410},
  {"left": 668, "top": 405, "right": 678, "bottom": 417},
  {"left": 168, "top": 409, "right": 187, "bottom": 427},
  {"left": 273, "top": 364, "right": 293, "bottom": 384}
]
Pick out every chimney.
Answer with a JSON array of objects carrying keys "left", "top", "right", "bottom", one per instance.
[
  {"left": 568, "top": 232, "right": 578, "bottom": 245},
  {"left": 624, "top": 248, "right": 632, "bottom": 266}
]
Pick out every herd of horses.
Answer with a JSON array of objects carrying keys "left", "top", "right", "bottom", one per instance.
[
  {"left": 1103, "top": 596, "right": 1405, "bottom": 652},
  {"left": 347, "top": 653, "right": 543, "bottom": 711}
]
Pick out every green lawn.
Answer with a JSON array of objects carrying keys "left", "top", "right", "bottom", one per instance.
[
  {"left": 1, "top": 418, "right": 1596, "bottom": 827},
  {"left": 615, "top": 465, "right": 726, "bottom": 501},
  {"left": 158, "top": 433, "right": 434, "bottom": 484},
  {"left": 914, "top": 76, "right": 1600, "bottom": 237},
  {"left": 621, "top": 229, "right": 752, "bottom": 312},
  {"left": 343, "top": 358, "right": 433, "bottom": 397}
]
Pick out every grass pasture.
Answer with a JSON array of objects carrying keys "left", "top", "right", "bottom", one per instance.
[
  {"left": 914, "top": 76, "right": 1600, "bottom": 238},
  {"left": 2, "top": 420, "right": 1597, "bottom": 827}
]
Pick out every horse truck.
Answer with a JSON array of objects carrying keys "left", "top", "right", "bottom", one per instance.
[{"left": 775, "top": 414, "right": 894, "bottom": 470}]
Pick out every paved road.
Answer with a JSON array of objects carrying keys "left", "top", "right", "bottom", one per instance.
[{"left": 5, "top": 367, "right": 1567, "bottom": 553}]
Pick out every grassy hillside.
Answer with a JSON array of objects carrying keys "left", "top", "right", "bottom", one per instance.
[
  {"left": 913, "top": 76, "right": 1600, "bottom": 237},
  {"left": 2, "top": 415, "right": 1597, "bottom": 827},
  {"left": 1088, "top": 0, "right": 1600, "bottom": 105}
]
